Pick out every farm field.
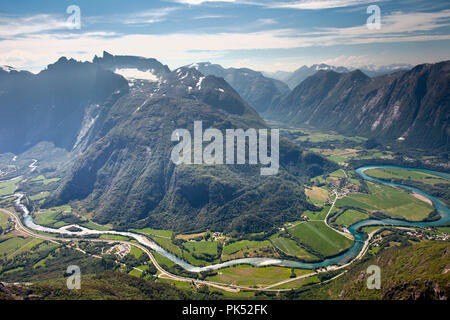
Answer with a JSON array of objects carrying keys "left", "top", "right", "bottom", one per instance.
[
  {"left": 305, "top": 186, "right": 329, "bottom": 205},
  {"left": 34, "top": 210, "right": 62, "bottom": 226},
  {"left": 336, "top": 181, "right": 434, "bottom": 221},
  {"left": 270, "top": 235, "right": 318, "bottom": 261},
  {"left": 0, "top": 210, "right": 9, "bottom": 229},
  {"left": 129, "top": 246, "right": 144, "bottom": 259},
  {"left": 29, "top": 192, "right": 50, "bottom": 202},
  {"left": 80, "top": 221, "right": 111, "bottom": 231},
  {"left": 99, "top": 234, "right": 130, "bottom": 241},
  {"left": 365, "top": 168, "right": 448, "bottom": 186},
  {"left": 0, "top": 177, "right": 21, "bottom": 197},
  {"left": 176, "top": 232, "right": 207, "bottom": 240},
  {"left": 130, "top": 227, "right": 172, "bottom": 239},
  {"left": 302, "top": 206, "right": 335, "bottom": 220},
  {"left": 151, "top": 236, "right": 183, "bottom": 257},
  {"left": 31, "top": 175, "right": 61, "bottom": 185},
  {"left": 269, "top": 274, "right": 320, "bottom": 290},
  {"left": 294, "top": 131, "right": 366, "bottom": 143},
  {"left": 206, "top": 265, "right": 310, "bottom": 287},
  {"left": 183, "top": 240, "right": 217, "bottom": 256},
  {"left": 0, "top": 233, "right": 37, "bottom": 257},
  {"left": 152, "top": 250, "right": 176, "bottom": 268},
  {"left": 221, "top": 240, "right": 275, "bottom": 260},
  {"left": 288, "top": 221, "right": 353, "bottom": 257},
  {"left": 334, "top": 209, "right": 369, "bottom": 227}
]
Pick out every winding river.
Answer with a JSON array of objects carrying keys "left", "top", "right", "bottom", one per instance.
[{"left": 9, "top": 165, "right": 450, "bottom": 272}]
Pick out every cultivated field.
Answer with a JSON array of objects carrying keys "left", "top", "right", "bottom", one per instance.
[
  {"left": 288, "top": 221, "right": 353, "bottom": 257},
  {"left": 336, "top": 182, "right": 434, "bottom": 221}
]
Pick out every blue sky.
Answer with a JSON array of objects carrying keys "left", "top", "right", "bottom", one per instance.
[{"left": 1, "top": 0, "right": 449, "bottom": 73}]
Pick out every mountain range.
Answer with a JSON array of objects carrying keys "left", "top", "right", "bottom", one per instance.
[
  {"left": 1, "top": 52, "right": 448, "bottom": 231},
  {"left": 185, "top": 62, "right": 290, "bottom": 114},
  {"left": 265, "top": 61, "right": 450, "bottom": 150},
  {"left": 0, "top": 53, "right": 336, "bottom": 232},
  {"left": 264, "top": 63, "right": 413, "bottom": 89},
  {"left": 0, "top": 57, "right": 128, "bottom": 154}
]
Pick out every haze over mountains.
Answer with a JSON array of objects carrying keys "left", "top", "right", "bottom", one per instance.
[{"left": 264, "top": 63, "right": 413, "bottom": 89}]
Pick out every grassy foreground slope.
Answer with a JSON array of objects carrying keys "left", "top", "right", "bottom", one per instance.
[
  {"left": 0, "top": 272, "right": 188, "bottom": 300},
  {"left": 292, "top": 241, "right": 449, "bottom": 300}
]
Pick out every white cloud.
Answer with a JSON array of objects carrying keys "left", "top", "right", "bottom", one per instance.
[
  {"left": 83, "top": 7, "right": 178, "bottom": 25},
  {"left": 1, "top": 9, "right": 449, "bottom": 73},
  {"left": 0, "top": 14, "right": 69, "bottom": 38},
  {"left": 193, "top": 14, "right": 229, "bottom": 19},
  {"left": 173, "top": 0, "right": 237, "bottom": 5},
  {"left": 268, "top": 0, "right": 384, "bottom": 10}
]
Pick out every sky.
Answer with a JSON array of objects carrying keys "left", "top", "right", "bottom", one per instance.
[{"left": 0, "top": 0, "right": 449, "bottom": 73}]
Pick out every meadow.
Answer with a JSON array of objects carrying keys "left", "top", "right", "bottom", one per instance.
[
  {"left": 0, "top": 177, "right": 21, "bottom": 196},
  {"left": 334, "top": 209, "right": 369, "bottom": 227},
  {"left": 288, "top": 221, "right": 353, "bottom": 257},
  {"left": 270, "top": 235, "right": 318, "bottom": 261},
  {"left": 206, "top": 265, "right": 306, "bottom": 287},
  {"left": 365, "top": 168, "right": 448, "bottom": 186},
  {"left": 336, "top": 181, "right": 434, "bottom": 221}
]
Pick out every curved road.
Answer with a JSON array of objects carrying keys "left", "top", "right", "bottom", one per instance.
[{"left": 1, "top": 207, "right": 345, "bottom": 292}]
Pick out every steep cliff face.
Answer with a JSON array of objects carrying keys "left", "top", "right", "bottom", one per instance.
[
  {"left": 50, "top": 63, "right": 336, "bottom": 232},
  {"left": 0, "top": 57, "right": 129, "bottom": 154},
  {"left": 266, "top": 61, "right": 450, "bottom": 150}
]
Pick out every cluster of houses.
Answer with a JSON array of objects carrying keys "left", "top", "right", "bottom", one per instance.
[
  {"left": 106, "top": 243, "right": 131, "bottom": 259},
  {"left": 406, "top": 230, "right": 449, "bottom": 241}
]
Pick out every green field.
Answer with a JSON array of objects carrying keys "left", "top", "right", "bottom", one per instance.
[
  {"left": 222, "top": 240, "right": 272, "bottom": 255},
  {"left": 288, "top": 221, "right": 353, "bottom": 257},
  {"left": 334, "top": 209, "right": 369, "bottom": 227},
  {"left": 301, "top": 206, "right": 335, "bottom": 220},
  {"left": 365, "top": 168, "right": 447, "bottom": 186},
  {"left": 0, "top": 177, "right": 21, "bottom": 196},
  {"left": 305, "top": 187, "right": 329, "bottom": 205},
  {"left": 330, "top": 169, "right": 347, "bottom": 178},
  {"left": 152, "top": 251, "right": 176, "bottom": 268},
  {"left": 207, "top": 265, "right": 309, "bottom": 287},
  {"left": 0, "top": 234, "right": 36, "bottom": 257},
  {"left": 31, "top": 175, "right": 61, "bottom": 185},
  {"left": 269, "top": 274, "right": 320, "bottom": 290},
  {"left": 130, "top": 227, "right": 172, "bottom": 238},
  {"left": 129, "top": 246, "right": 143, "bottom": 258},
  {"left": 151, "top": 237, "right": 183, "bottom": 257},
  {"left": 34, "top": 210, "right": 61, "bottom": 226},
  {"left": 183, "top": 240, "right": 217, "bottom": 256},
  {"left": 327, "top": 155, "right": 348, "bottom": 163},
  {"left": 99, "top": 234, "right": 130, "bottom": 241},
  {"left": 336, "top": 181, "right": 434, "bottom": 221},
  {"left": 80, "top": 221, "right": 111, "bottom": 231},
  {"left": 0, "top": 210, "right": 9, "bottom": 229},
  {"left": 295, "top": 131, "right": 366, "bottom": 143},
  {"left": 270, "top": 235, "right": 318, "bottom": 261},
  {"left": 29, "top": 192, "right": 50, "bottom": 201}
]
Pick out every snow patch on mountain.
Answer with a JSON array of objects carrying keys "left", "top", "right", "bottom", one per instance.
[
  {"left": 0, "top": 65, "right": 16, "bottom": 73},
  {"left": 196, "top": 76, "right": 205, "bottom": 90},
  {"left": 114, "top": 68, "right": 159, "bottom": 82}
]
